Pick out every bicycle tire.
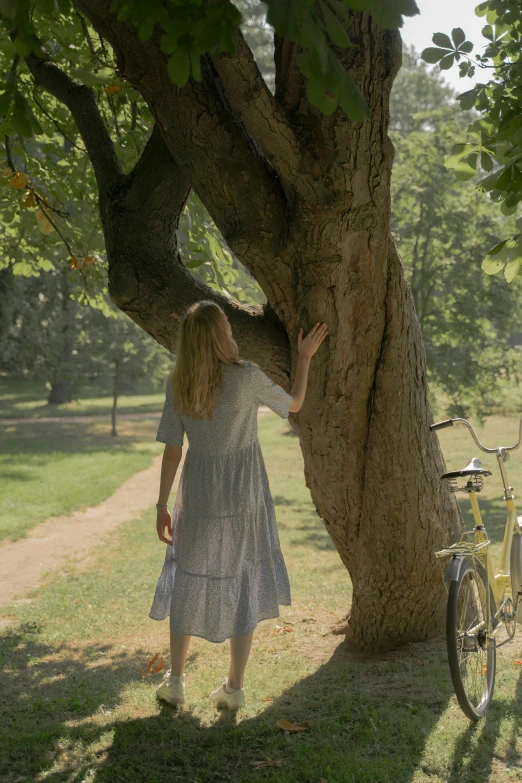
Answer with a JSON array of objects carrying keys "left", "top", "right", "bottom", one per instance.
[{"left": 446, "top": 556, "right": 496, "bottom": 721}]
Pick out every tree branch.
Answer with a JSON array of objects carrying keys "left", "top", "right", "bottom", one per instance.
[
  {"left": 25, "top": 53, "right": 122, "bottom": 193},
  {"left": 210, "top": 28, "right": 307, "bottom": 196},
  {"left": 106, "top": 126, "right": 291, "bottom": 385},
  {"left": 274, "top": 34, "right": 306, "bottom": 115},
  {"left": 74, "top": 0, "right": 293, "bottom": 297}
]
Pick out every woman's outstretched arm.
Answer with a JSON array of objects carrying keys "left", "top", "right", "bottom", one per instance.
[{"left": 288, "top": 322, "right": 328, "bottom": 413}]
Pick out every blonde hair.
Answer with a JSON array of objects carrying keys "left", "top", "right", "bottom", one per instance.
[{"left": 171, "top": 300, "right": 242, "bottom": 420}]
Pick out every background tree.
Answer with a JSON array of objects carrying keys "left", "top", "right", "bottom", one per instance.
[
  {"left": 391, "top": 48, "right": 522, "bottom": 420},
  {"left": 421, "top": 0, "right": 522, "bottom": 279},
  {"left": 0, "top": 0, "right": 464, "bottom": 653}
]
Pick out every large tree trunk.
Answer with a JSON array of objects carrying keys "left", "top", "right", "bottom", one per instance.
[{"left": 29, "top": 3, "right": 462, "bottom": 651}]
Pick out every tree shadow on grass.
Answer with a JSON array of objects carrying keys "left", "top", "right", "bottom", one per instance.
[
  {"left": 1, "top": 620, "right": 464, "bottom": 783},
  {"left": 447, "top": 660, "right": 522, "bottom": 782},
  {"left": 0, "top": 420, "right": 153, "bottom": 462}
]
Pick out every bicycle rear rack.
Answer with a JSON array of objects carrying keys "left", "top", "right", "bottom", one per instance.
[{"left": 435, "top": 533, "right": 490, "bottom": 560}]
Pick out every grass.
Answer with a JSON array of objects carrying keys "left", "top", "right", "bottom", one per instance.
[
  {"left": 0, "top": 419, "right": 162, "bottom": 541},
  {"left": 2, "top": 414, "right": 522, "bottom": 781},
  {"left": 0, "top": 377, "right": 165, "bottom": 419}
]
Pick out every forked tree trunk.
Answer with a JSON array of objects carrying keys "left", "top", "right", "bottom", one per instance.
[{"left": 29, "top": 2, "right": 462, "bottom": 651}]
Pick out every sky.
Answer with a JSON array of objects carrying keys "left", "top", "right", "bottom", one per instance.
[{"left": 400, "top": 0, "right": 487, "bottom": 93}]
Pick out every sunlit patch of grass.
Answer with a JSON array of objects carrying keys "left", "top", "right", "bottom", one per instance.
[{"left": 0, "top": 419, "right": 162, "bottom": 540}]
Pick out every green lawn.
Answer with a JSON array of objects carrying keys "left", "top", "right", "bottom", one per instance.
[
  {"left": 0, "top": 377, "right": 165, "bottom": 419},
  {"left": 0, "top": 418, "right": 162, "bottom": 540},
  {"left": 2, "top": 414, "right": 522, "bottom": 782}
]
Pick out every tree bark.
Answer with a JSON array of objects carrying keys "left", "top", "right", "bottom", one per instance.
[{"left": 31, "top": 3, "right": 462, "bottom": 651}]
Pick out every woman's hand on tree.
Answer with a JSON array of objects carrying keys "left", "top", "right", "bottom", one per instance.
[
  {"left": 298, "top": 322, "right": 328, "bottom": 358},
  {"left": 156, "top": 507, "right": 172, "bottom": 545}
]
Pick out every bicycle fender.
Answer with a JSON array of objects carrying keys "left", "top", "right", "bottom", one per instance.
[{"left": 444, "top": 555, "right": 465, "bottom": 583}]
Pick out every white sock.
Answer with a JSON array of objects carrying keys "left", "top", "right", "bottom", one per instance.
[
  {"left": 170, "top": 673, "right": 184, "bottom": 682},
  {"left": 225, "top": 683, "right": 240, "bottom": 693}
]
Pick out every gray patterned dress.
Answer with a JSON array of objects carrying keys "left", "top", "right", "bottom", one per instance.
[{"left": 149, "top": 359, "right": 293, "bottom": 643}]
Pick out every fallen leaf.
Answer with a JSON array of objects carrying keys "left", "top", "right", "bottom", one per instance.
[
  {"left": 249, "top": 753, "right": 282, "bottom": 768},
  {"left": 146, "top": 653, "right": 160, "bottom": 671},
  {"left": 151, "top": 660, "right": 165, "bottom": 675},
  {"left": 262, "top": 697, "right": 272, "bottom": 702},
  {"left": 276, "top": 718, "right": 314, "bottom": 732},
  {"left": 319, "top": 779, "right": 328, "bottom": 783},
  {"left": 481, "top": 665, "right": 487, "bottom": 675},
  {"left": 514, "top": 660, "right": 522, "bottom": 666},
  {"left": 302, "top": 617, "right": 317, "bottom": 624}
]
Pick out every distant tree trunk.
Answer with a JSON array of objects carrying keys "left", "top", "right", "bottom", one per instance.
[
  {"left": 48, "top": 379, "right": 73, "bottom": 405},
  {"left": 29, "top": 3, "right": 462, "bottom": 652},
  {"left": 47, "top": 267, "right": 75, "bottom": 406},
  {"left": 111, "top": 359, "right": 120, "bottom": 437}
]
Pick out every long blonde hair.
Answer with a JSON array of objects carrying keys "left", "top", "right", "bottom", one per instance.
[{"left": 171, "top": 300, "right": 241, "bottom": 420}]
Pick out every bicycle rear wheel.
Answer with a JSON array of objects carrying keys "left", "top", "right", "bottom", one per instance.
[{"left": 446, "top": 557, "right": 496, "bottom": 721}]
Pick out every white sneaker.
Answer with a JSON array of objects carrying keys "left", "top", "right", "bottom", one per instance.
[
  {"left": 209, "top": 681, "right": 246, "bottom": 710},
  {"left": 156, "top": 670, "right": 185, "bottom": 705}
]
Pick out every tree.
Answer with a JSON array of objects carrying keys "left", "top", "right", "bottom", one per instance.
[
  {"left": 420, "top": 1, "right": 522, "bottom": 279},
  {"left": 0, "top": 265, "right": 172, "bottom": 412},
  {"left": 391, "top": 48, "right": 522, "bottom": 419},
  {"left": 0, "top": 1, "right": 461, "bottom": 653}
]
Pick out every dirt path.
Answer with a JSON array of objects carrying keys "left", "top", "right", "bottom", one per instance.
[
  {"left": 0, "top": 452, "right": 173, "bottom": 623},
  {"left": 0, "top": 407, "right": 274, "bottom": 624}
]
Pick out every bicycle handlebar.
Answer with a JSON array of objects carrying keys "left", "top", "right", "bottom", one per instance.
[{"left": 430, "top": 415, "right": 522, "bottom": 454}]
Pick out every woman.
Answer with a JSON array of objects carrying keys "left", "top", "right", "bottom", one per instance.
[{"left": 149, "top": 300, "right": 328, "bottom": 710}]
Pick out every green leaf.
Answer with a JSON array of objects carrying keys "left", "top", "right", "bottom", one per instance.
[
  {"left": 338, "top": 69, "right": 371, "bottom": 121},
  {"left": 34, "top": 0, "right": 57, "bottom": 13},
  {"left": 138, "top": 17, "right": 155, "bottom": 41},
  {"left": 421, "top": 47, "right": 450, "bottom": 64},
  {"left": 306, "top": 79, "right": 339, "bottom": 115},
  {"left": 320, "top": 1, "right": 353, "bottom": 48},
  {"left": 11, "top": 92, "right": 33, "bottom": 137},
  {"left": 0, "top": 0, "right": 18, "bottom": 19},
  {"left": 480, "top": 151, "right": 494, "bottom": 171},
  {"left": 432, "top": 32, "right": 452, "bottom": 49},
  {"left": 496, "top": 166, "right": 514, "bottom": 191},
  {"left": 167, "top": 51, "right": 191, "bottom": 88},
  {"left": 475, "top": 2, "right": 488, "bottom": 17},
  {"left": 325, "top": 0, "right": 350, "bottom": 24},
  {"left": 190, "top": 52, "right": 201, "bottom": 81},
  {"left": 482, "top": 254, "right": 506, "bottom": 275},
  {"left": 453, "top": 153, "right": 478, "bottom": 180},
  {"left": 458, "top": 88, "right": 477, "bottom": 109},
  {"left": 482, "top": 24, "right": 494, "bottom": 41},
  {"left": 451, "top": 27, "right": 466, "bottom": 47},
  {"left": 459, "top": 41, "right": 473, "bottom": 53},
  {"left": 0, "top": 89, "right": 12, "bottom": 116},
  {"left": 504, "top": 256, "right": 522, "bottom": 282},
  {"left": 439, "top": 53, "right": 456, "bottom": 70},
  {"left": 369, "top": 0, "right": 420, "bottom": 30}
]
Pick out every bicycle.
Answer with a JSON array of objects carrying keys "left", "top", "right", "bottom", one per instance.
[{"left": 430, "top": 415, "right": 522, "bottom": 721}]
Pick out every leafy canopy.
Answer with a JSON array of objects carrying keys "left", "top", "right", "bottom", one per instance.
[{"left": 421, "top": 0, "right": 522, "bottom": 280}]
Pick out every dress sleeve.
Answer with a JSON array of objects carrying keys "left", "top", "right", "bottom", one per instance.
[
  {"left": 156, "top": 381, "right": 185, "bottom": 447},
  {"left": 250, "top": 362, "right": 293, "bottom": 419}
]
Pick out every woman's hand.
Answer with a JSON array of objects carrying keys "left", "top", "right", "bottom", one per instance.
[
  {"left": 298, "top": 322, "right": 328, "bottom": 359},
  {"left": 156, "top": 507, "right": 173, "bottom": 545}
]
